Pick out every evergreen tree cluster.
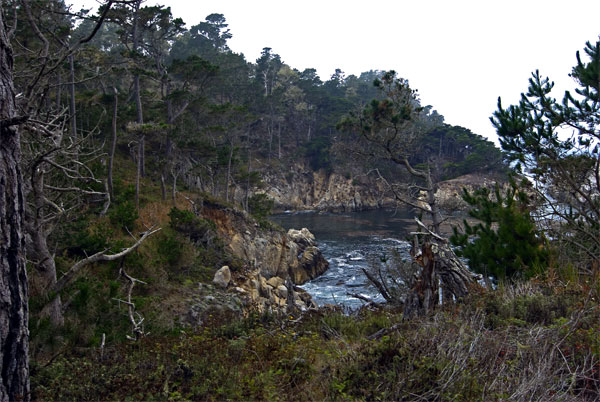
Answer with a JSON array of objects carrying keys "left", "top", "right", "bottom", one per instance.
[{"left": 451, "top": 180, "right": 548, "bottom": 281}]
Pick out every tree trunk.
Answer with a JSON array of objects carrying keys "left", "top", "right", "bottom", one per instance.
[
  {"left": 160, "top": 173, "right": 167, "bottom": 201},
  {"left": 107, "top": 87, "right": 117, "bottom": 200},
  {"left": 403, "top": 241, "right": 438, "bottom": 319},
  {"left": 28, "top": 169, "right": 63, "bottom": 326},
  {"left": 404, "top": 237, "right": 480, "bottom": 319},
  {"left": 135, "top": 137, "right": 143, "bottom": 211},
  {"left": 425, "top": 167, "right": 442, "bottom": 235},
  {"left": 132, "top": 1, "right": 144, "bottom": 177},
  {"left": 0, "top": 7, "right": 30, "bottom": 399},
  {"left": 171, "top": 171, "right": 177, "bottom": 203},
  {"left": 68, "top": 54, "right": 76, "bottom": 139},
  {"left": 277, "top": 121, "right": 282, "bottom": 159},
  {"left": 225, "top": 142, "right": 233, "bottom": 202},
  {"left": 56, "top": 69, "right": 61, "bottom": 109},
  {"left": 162, "top": 80, "right": 173, "bottom": 201}
]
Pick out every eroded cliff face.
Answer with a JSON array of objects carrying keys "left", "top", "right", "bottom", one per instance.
[{"left": 261, "top": 163, "right": 395, "bottom": 212}]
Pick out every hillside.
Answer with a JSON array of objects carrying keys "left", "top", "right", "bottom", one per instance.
[{"left": 2, "top": 1, "right": 599, "bottom": 401}]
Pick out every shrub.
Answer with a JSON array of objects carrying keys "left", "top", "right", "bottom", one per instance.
[
  {"left": 157, "top": 229, "right": 184, "bottom": 266},
  {"left": 168, "top": 207, "right": 216, "bottom": 245},
  {"left": 451, "top": 179, "right": 548, "bottom": 281},
  {"left": 108, "top": 200, "right": 138, "bottom": 230},
  {"left": 247, "top": 193, "right": 274, "bottom": 221}
]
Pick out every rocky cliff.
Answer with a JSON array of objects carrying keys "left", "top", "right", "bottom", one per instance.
[
  {"left": 200, "top": 202, "right": 328, "bottom": 285},
  {"left": 261, "top": 162, "right": 395, "bottom": 212},
  {"left": 182, "top": 201, "right": 329, "bottom": 321},
  {"left": 435, "top": 173, "right": 509, "bottom": 212}
]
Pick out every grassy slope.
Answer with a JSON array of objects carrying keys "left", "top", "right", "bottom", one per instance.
[
  {"left": 31, "top": 276, "right": 599, "bottom": 401},
  {"left": 29, "top": 156, "right": 600, "bottom": 401}
]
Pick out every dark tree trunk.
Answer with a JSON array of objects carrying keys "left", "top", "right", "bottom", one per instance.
[
  {"left": 28, "top": 169, "right": 63, "bottom": 326},
  {"left": 162, "top": 80, "right": 173, "bottom": 201},
  {"left": 68, "top": 54, "right": 76, "bottom": 139},
  {"left": 0, "top": 6, "right": 30, "bottom": 400},
  {"left": 225, "top": 141, "right": 233, "bottom": 202},
  {"left": 135, "top": 137, "right": 143, "bottom": 211},
  {"left": 132, "top": 1, "right": 144, "bottom": 177},
  {"left": 107, "top": 87, "right": 117, "bottom": 200}
]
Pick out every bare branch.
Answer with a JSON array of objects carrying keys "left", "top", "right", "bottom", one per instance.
[{"left": 50, "top": 226, "right": 161, "bottom": 295}]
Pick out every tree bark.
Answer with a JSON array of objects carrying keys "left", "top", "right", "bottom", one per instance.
[
  {"left": 107, "top": 87, "right": 117, "bottom": 200},
  {"left": 131, "top": 0, "right": 144, "bottom": 177},
  {"left": 225, "top": 141, "right": 233, "bottom": 202},
  {"left": 27, "top": 168, "right": 63, "bottom": 326},
  {"left": 0, "top": 5, "right": 30, "bottom": 399},
  {"left": 68, "top": 54, "right": 76, "bottom": 139},
  {"left": 135, "top": 137, "right": 143, "bottom": 211}
]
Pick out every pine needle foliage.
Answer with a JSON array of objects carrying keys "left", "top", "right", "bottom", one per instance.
[{"left": 451, "top": 179, "right": 548, "bottom": 281}]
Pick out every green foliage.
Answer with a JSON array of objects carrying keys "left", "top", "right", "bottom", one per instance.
[
  {"left": 168, "top": 207, "right": 216, "bottom": 245},
  {"left": 304, "top": 136, "right": 332, "bottom": 172},
  {"left": 108, "top": 200, "right": 138, "bottom": 230},
  {"left": 59, "top": 218, "right": 112, "bottom": 257},
  {"left": 247, "top": 193, "right": 274, "bottom": 222},
  {"left": 451, "top": 179, "right": 548, "bottom": 281},
  {"left": 31, "top": 278, "right": 600, "bottom": 401},
  {"left": 108, "top": 183, "right": 139, "bottom": 230},
  {"left": 491, "top": 38, "right": 600, "bottom": 266},
  {"left": 157, "top": 228, "right": 184, "bottom": 266},
  {"left": 421, "top": 124, "right": 506, "bottom": 179}
]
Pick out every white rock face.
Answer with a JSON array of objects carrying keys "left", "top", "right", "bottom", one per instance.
[{"left": 213, "top": 266, "right": 231, "bottom": 288}]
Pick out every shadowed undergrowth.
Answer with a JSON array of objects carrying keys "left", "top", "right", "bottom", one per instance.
[{"left": 31, "top": 277, "right": 599, "bottom": 401}]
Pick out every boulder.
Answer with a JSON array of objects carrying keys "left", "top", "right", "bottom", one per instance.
[
  {"left": 213, "top": 266, "right": 231, "bottom": 288},
  {"left": 293, "top": 246, "right": 329, "bottom": 284},
  {"left": 287, "top": 228, "right": 316, "bottom": 246},
  {"left": 267, "top": 276, "right": 285, "bottom": 288},
  {"left": 276, "top": 284, "right": 288, "bottom": 300}
]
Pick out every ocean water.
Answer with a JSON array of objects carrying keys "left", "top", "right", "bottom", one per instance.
[{"left": 270, "top": 209, "right": 416, "bottom": 309}]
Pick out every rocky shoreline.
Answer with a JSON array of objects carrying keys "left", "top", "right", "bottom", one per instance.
[{"left": 179, "top": 201, "right": 329, "bottom": 328}]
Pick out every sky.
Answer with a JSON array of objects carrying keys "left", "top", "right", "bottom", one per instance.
[{"left": 72, "top": 0, "right": 600, "bottom": 144}]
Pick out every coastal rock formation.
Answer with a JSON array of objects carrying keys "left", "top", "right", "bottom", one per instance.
[
  {"left": 183, "top": 201, "right": 329, "bottom": 318},
  {"left": 261, "top": 163, "right": 395, "bottom": 212},
  {"left": 435, "top": 173, "right": 508, "bottom": 212},
  {"left": 201, "top": 202, "right": 328, "bottom": 285}
]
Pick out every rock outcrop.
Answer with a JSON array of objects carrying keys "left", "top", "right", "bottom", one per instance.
[
  {"left": 435, "top": 173, "right": 508, "bottom": 212},
  {"left": 201, "top": 202, "right": 328, "bottom": 285},
  {"left": 190, "top": 201, "right": 329, "bottom": 317},
  {"left": 212, "top": 266, "right": 231, "bottom": 288},
  {"left": 261, "top": 163, "right": 395, "bottom": 212}
]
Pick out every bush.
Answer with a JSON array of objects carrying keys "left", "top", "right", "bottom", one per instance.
[
  {"left": 451, "top": 179, "right": 548, "bottom": 281},
  {"left": 59, "top": 218, "right": 113, "bottom": 257},
  {"left": 108, "top": 200, "right": 138, "bottom": 230},
  {"left": 168, "top": 207, "right": 216, "bottom": 245},
  {"left": 247, "top": 193, "right": 274, "bottom": 221},
  {"left": 157, "top": 229, "right": 184, "bottom": 266}
]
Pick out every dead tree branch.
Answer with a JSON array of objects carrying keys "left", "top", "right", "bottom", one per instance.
[{"left": 50, "top": 226, "right": 160, "bottom": 296}]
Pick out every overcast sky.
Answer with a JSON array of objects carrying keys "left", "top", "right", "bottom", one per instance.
[{"left": 74, "top": 0, "right": 600, "bottom": 143}]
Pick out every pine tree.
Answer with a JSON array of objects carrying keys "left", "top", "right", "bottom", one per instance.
[
  {"left": 491, "top": 38, "right": 600, "bottom": 269},
  {"left": 451, "top": 180, "right": 548, "bottom": 281}
]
